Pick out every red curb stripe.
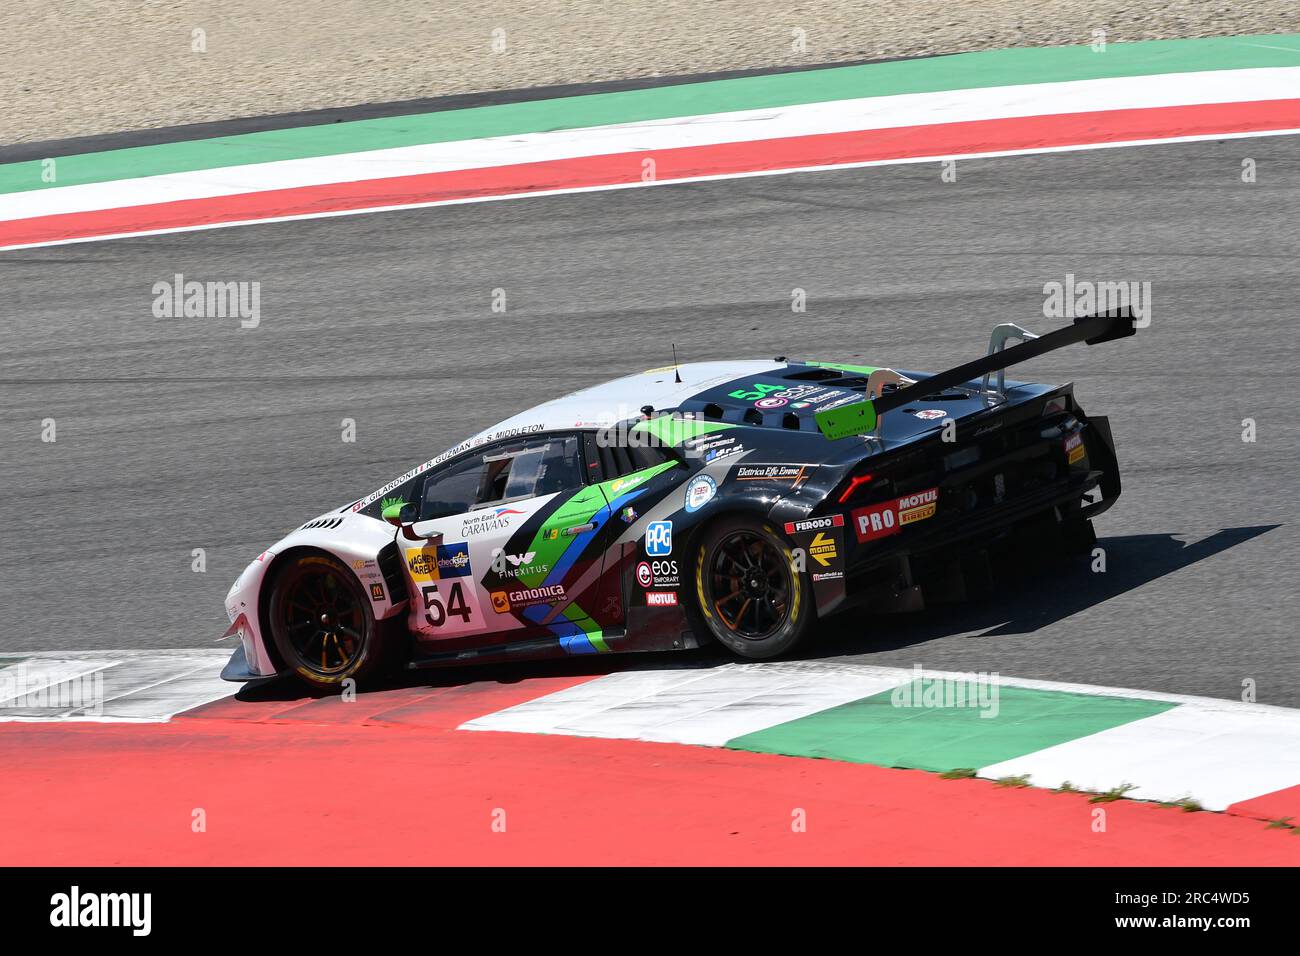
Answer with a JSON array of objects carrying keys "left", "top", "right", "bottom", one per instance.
[
  {"left": 2, "top": 720, "right": 1297, "bottom": 866},
  {"left": 1228, "top": 784, "right": 1300, "bottom": 825},
  {"left": 3, "top": 99, "right": 1298, "bottom": 249}
]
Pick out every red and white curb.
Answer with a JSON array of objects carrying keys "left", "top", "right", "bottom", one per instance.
[{"left": 3, "top": 66, "right": 1299, "bottom": 250}]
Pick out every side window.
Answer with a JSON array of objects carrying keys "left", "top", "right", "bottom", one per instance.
[
  {"left": 420, "top": 456, "right": 488, "bottom": 521},
  {"left": 419, "top": 434, "right": 585, "bottom": 519},
  {"left": 583, "top": 432, "right": 676, "bottom": 483},
  {"left": 477, "top": 434, "right": 584, "bottom": 506}
]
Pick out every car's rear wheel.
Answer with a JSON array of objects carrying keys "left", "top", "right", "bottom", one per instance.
[
  {"left": 268, "top": 552, "right": 387, "bottom": 687},
  {"left": 692, "top": 517, "right": 811, "bottom": 659}
]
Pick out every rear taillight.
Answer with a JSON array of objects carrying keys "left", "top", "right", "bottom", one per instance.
[{"left": 838, "top": 473, "right": 875, "bottom": 504}]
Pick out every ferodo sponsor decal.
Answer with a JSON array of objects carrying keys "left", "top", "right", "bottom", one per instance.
[
  {"left": 491, "top": 583, "right": 567, "bottom": 613},
  {"left": 685, "top": 475, "right": 717, "bottom": 513},
  {"left": 732, "top": 464, "right": 814, "bottom": 486},
  {"left": 1065, "top": 432, "right": 1087, "bottom": 465},
  {"left": 637, "top": 558, "right": 680, "bottom": 589},
  {"left": 784, "top": 514, "right": 844, "bottom": 535},
  {"left": 646, "top": 592, "right": 678, "bottom": 607},
  {"left": 460, "top": 506, "right": 526, "bottom": 537},
  {"left": 853, "top": 487, "right": 940, "bottom": 543}
]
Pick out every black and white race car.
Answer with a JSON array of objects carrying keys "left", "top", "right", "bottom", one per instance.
[{"left": 221, "top": 312, "right": 1133, "bottom": 687}]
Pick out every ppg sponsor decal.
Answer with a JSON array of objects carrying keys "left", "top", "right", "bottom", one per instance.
[{"left": 645, "top": 520, "right": 673, "bottom": 556}]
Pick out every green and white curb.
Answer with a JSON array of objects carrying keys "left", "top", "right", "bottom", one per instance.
[
  {"left": 2, "top": 34, "right": 1299, "bottom": 249},
  {"left": 460, "top": 660, "right": 1300, "bottom": 816}
]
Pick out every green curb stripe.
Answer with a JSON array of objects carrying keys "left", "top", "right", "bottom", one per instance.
[
  {"left": 4, "top": 34, "right": 1298, "bottom": 195},
  {"left": 726, "top": 682, "right": 1178, "bottom": 772}
]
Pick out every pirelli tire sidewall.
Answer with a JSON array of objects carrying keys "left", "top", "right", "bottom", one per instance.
[
  {"left": 267, "top": 550, "right": 388, "bottom": 687},
  {"left": 690, "top": 515, "right": 812, "bottom": 659}
]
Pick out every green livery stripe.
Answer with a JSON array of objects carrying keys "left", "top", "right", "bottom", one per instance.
[
  {"left": 725, "top": 682, "right": 1177, "bottom": 772},
  {"left": 630, "top": 418, "right": 735, "bottom": 447},
  {"left": 5, "top": 34, "right": 1297, "bottom": 194},
  {"left": 806, "top": 361, "right": 883, "bottom": 376}
]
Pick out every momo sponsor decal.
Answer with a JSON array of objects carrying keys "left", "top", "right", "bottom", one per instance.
[
  {"left": 853, "top": 487, "right": 939, "bottom": 542},
  {"left": 645, "top": 520, "right": 673, "bottom": 556},
  {"left": 491, "top": 583, "right": 567, "bottom": 613},
  {"left": 637, "top": 558, "right": 680, "bottom": 589},
  {"left": 645, "top": 591, "right": 678, "bottom": 607},
  {"left": 784, "top": 514, "right": 845, "bottom": 535},
  {"left": 808, "top": 531, "right": 839, "bottom": 568},
  {"left": 685, "top": 475, "right": 717, "bottom": 513},
  {"left": 461, "top": 506, "right": 527, "bottom": 537},
  {"left": 732, "top": 464, "right": 814, "bottom": 486}
]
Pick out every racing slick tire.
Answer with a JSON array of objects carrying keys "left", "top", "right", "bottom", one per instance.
[
  {"left": 691, "top": 516, "right": 813, "bottom": 659},
  {"left": 267, "top": 551, "right": 391, "bottom": 688}
]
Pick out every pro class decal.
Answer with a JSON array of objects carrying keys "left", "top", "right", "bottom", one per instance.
[{"left": 853, "top": 487, "right": 939, "bottom": 543}]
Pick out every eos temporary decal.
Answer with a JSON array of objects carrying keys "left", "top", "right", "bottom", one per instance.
[
  {"left": 684, "top": 475, "right": 717, "bottom": 513},
  {"left": 638, "top": 558, "right": 680, "bottom": 589},
  {"left": 645, "top": 520, "right": 673, "bottom": 556},
  {"left": 755, "top": 396, "right": 788, "bottom": 409},
  {"left": 853, "top": 487, "right": 940, "bottom": 543},
  {"left": 784, "top": 514, "right": 845, "bottom": 535}
]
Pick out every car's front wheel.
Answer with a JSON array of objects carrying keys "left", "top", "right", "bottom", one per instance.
[
  {"left": 691, "top": 517, "right": 812, "bottom": 659},
  {"left": 267, "top": 552, "right": 388, "bottom": 687}
]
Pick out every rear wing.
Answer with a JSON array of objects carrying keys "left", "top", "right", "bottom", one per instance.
[{"left": 816, "top": 309, "right": 1136, "bottom": 440}]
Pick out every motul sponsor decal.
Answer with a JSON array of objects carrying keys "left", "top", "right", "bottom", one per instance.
[
  {"left": 645, "top": 591, "right": 678, "bottom": 607},
  {"left": 1065, "top": 432, "right": 1087, "bottom": 465},
  {"left": 853, "top": 487, "right": 939, "bottom": 543},
  {"left": 784, "top": 514, "right": 844, "bottom": 535}
]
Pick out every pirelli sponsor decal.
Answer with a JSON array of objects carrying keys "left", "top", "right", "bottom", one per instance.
[{"left": 852, "top": 487, "right": 939, "bottom": 543}]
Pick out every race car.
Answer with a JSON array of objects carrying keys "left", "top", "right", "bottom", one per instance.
[{"left": 220, "top": 311, "right": 1134, "bottom": 687}]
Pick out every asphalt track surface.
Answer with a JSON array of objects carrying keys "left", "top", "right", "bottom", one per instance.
[{"left": 2, "top": 135, "right": 1298, "bottom": 706}]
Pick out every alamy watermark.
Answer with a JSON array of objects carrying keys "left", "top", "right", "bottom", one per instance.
[
  {"left": 890, "top": 664, "right": 1000, "bottom": 718},
  {"left": 1043, "top": 273, "right": 1151, "bottom": 328},
  {"left": 152, "top": 273, "right": 260, "bottom": 328}
]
